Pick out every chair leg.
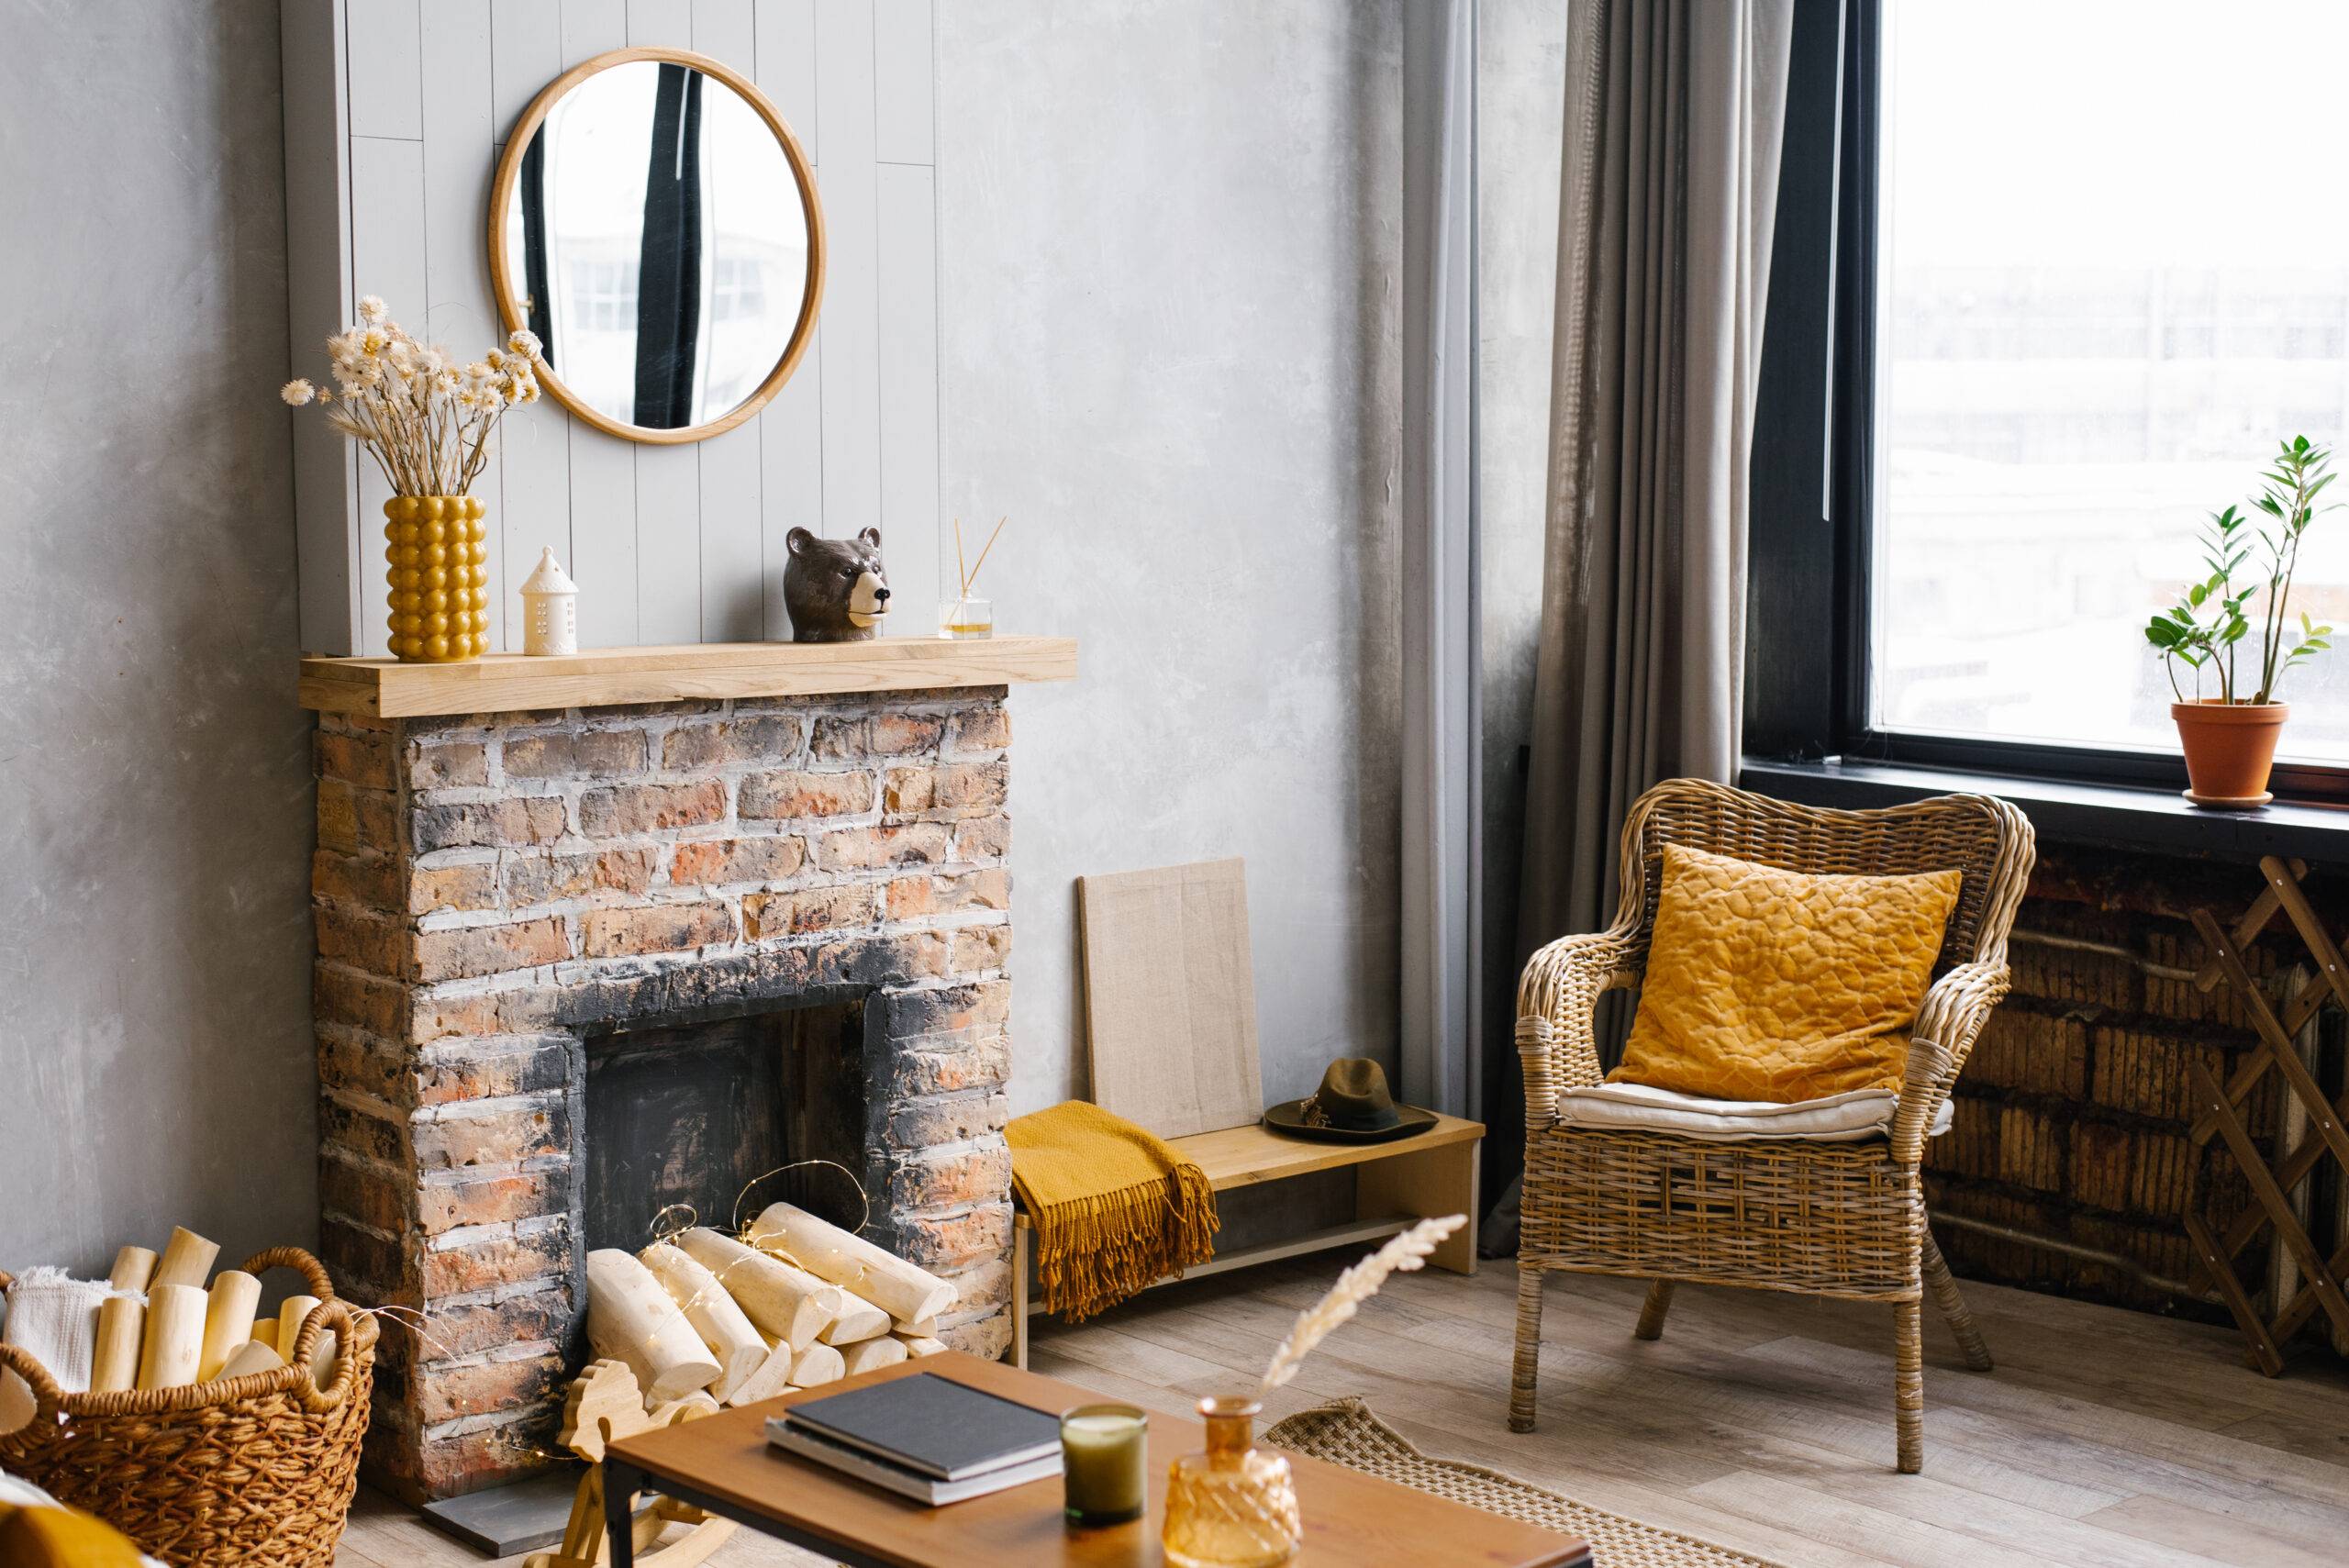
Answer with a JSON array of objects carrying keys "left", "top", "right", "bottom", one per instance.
[
  {"left": 1633, "top": 1280, "right": 1675, "bottom": 1341},
  {"left": 1921, "top": 1229, "right": 1993, "bottom": 1372},
  {"left": 1508, "top": 1262, "right": 1545, "bottom": 1433},
  {"left": 1894, "top": 1299, "right": 1924, "bottom": 1473}
]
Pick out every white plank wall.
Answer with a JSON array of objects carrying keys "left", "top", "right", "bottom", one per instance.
[{"left": 281, "top": 0, "right": 941, "bottom": 656}]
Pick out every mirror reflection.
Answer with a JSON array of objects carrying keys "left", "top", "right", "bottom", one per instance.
[{"left": 498, "top": 57, "right": 813, "bottom": 435}]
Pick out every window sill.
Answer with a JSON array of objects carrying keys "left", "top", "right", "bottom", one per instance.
[{"left": 1741, "top": 757, "right": 2349, "bottom": 861}]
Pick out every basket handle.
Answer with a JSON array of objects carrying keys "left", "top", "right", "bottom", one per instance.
[
  {"left": 0, "top": 1342, "right": 65, "bottom": 1426},
  {"left": 239, "top": 1245, "right": 336, "bottom": 1302},
  {"left": 238, "top": 1247, "right": 370, "bottom": 1411},
  {"left": 284, "top": 1296, "right": 372, "bottom": 1414}
]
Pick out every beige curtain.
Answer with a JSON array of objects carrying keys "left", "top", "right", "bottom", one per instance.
[{"left": 1520, "top": 0, "right": 1795, "bottom": 952}]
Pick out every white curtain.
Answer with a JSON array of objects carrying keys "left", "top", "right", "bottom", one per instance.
[{"left": 1400, "top": 0, "right": 1481, "bottom": 1118}]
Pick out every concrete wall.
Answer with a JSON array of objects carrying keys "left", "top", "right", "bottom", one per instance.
[
  {"left": 0, "top": 1, "right": 317, "bottom": 1275},
  {"left": 935, "top": 1, "right": 1406, "bottom": 1112}
]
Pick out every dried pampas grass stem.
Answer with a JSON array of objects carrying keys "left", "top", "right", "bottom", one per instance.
[{"left": 1256, "top": 1214, "right": 1465, "bottom": 1396}]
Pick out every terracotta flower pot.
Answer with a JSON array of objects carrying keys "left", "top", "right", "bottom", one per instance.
[{"left": 2172, "top": 700, "right": 2288, "bottom": 806}]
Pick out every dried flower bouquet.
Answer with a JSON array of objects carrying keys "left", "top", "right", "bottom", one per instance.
[{"left": 280, "top": 295, "right": 540, "bottom": 497}]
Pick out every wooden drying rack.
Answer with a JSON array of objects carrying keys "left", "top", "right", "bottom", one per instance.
[{"left": 2185, "top": 855, "right": 2349, "bottom": 1373}]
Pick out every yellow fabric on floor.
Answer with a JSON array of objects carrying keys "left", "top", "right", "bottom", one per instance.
[
  {"left": 1008, "top": 1100, "right": 1219, "bottom": 1323},
  {"left": 0, "top": 1498, "right": 149, "bottom": 1568}
]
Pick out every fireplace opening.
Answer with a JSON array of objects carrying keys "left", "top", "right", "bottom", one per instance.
[{"left": 581, "top": 998, "right": 871, "bottom": 1252}]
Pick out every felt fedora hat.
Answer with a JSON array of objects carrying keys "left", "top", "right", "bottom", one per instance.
[{"left": 1263, "top": 1057, "right": 1438, "bottom": 1143}]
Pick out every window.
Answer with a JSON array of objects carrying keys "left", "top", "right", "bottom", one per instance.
[
  {"left": 1844, "top": 1, "right": 2349, "bottom": 781},
  {"left": 568, "top": 258, "right": 640, "bottom": 335},
  {"left": 708, "top": 256, "right": 765, "bottom": 324}
]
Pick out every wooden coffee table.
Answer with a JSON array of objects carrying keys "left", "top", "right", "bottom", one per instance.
[{"left": 602, "top": 1351, "right": 1588, "bottom": 1567}]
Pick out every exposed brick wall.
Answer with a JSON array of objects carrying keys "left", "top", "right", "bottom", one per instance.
[
  {"left": 1928, "top": 840, "right": 2343, "bottom": 1330},
  {"left": 311, "top": 687, "right": 1017, "bottom": 1500}
]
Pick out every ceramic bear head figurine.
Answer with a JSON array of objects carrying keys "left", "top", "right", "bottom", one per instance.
[{"left": 783, "top": 527, "right": 891, "bottom": 643}]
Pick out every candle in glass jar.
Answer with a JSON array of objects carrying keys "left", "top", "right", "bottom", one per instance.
[{"left": 1061, "top": 1403, "right": 1148, "bottom": 1526}]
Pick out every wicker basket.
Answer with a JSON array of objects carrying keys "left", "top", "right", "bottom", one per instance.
[{"left": 0, "top": 1247, "right": 375, "bottom": 1568}]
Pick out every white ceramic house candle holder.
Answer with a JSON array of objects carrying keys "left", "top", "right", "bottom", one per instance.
[{"left": 520, "top": 547, "right": 579, "bottom": 655}]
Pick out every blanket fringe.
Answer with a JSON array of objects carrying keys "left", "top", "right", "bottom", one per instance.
[{"left": 1030, "top": 1162, "right": 1219, "bottom": 1322}]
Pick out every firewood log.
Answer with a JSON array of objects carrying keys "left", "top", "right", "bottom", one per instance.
[
  {"left": 197, "top": 1270, "right": 262, "bottom": 1382},
  {"left": 276, "top": 1295, "right": 321, "bottom": 1361},
  {"left": 722, "top": 1340, "right": 799, "bottom": 1409},
  {"left": 816, "top": 1296, "right": 891, "bottom": 1347},
  {"left": 673, "top": 1228, "right": 842, "bottom": 1349},
  {"left": 151, "top": 1227, "right": 219, "bottom": 1291},
  {"left": 745, "top": 1204, "right": 955, "bottom": 1325},
  {"left": 218, "top": 1339, "right": 285, "bottom": 1381},
  {"left": 136, "top": 1284, "right": 207, "bottom": 1389},
  {"left": 785, "top": 1342, "right": 844, "bottom": 1387},
  {"left": 640, "top": 1242, "right": 768, "bottom": 1403},
  {"left": 585, "top": 1249, "right": 722, "bottom": 1402},
  {"left": 107, "top": 1247, "right": 158, "bottom": 1294},
  {"left": 891, "top": 1314, "right": 937, "bottom": 1339},
  {"left": 895, "top": 1334, "right": 948, "bottom": 1359},
  {"left": 839, "top": 1336, "right": 907, "bottom": 1376},
  {"left": 89, "top": 1296, "right": 146, "bottom": 1393},
  {"left": 648, "top": 1391, "right": 721, "bottom": 1425}
]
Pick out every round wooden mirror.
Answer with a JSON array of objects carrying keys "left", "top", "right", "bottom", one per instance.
[{"left": 489, "top": 47, "right": 824, "bottom": 445}]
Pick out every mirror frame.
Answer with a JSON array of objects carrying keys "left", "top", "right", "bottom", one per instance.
[{"left": 487, "top": 46, "right": 827, "bottom": 446}]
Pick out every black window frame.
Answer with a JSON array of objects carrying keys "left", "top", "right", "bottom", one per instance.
[{"left": 1744, "top": 0, "right": 2349, "bottom": 806}]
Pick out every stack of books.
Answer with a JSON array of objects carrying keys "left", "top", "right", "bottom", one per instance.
[{"left": 764, "top": 1372, "right": 1065, "bottom": 1505}]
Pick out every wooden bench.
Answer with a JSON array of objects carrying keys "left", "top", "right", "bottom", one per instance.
[{"left": 1008, "top": 1113, "right": 1484, "bottom": 1366}]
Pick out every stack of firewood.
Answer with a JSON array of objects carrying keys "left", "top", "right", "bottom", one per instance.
[{"left": 582, "top": 1204, "right": 953, "bottom": 1418}]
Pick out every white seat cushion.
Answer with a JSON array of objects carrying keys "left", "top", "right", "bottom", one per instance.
[{"left": 1555, "top": 1081, "right": 1954, "bottom": 1143}]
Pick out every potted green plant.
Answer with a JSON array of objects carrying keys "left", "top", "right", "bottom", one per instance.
[{"left": 2145, "top": 435, "right": 2337, "bottom": 806}]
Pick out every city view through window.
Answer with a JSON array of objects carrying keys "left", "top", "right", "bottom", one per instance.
[{"left": 1873, "top": 1, "right": 2349, "bottom": 764}]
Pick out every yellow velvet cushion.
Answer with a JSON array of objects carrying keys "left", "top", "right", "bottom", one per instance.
[{"left": 1609, "top": 842, "right": 1963, "bottom": 1103}]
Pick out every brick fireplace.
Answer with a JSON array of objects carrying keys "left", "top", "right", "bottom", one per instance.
[{"left": 304, "top": 659, "right": 1052, "bottom": 1500}]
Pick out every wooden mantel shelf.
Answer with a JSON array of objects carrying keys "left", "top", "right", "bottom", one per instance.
[{"left": 298, "top": 636, "right": 1078, "bottom": 718}]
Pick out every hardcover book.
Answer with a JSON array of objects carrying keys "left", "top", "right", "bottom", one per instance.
[
  {"left": 777, "top": 1372, "right": 1063, "bottom": 1481},
  {"left": 765, "top": 1420, "right": 1063, "bottom": 1506}
]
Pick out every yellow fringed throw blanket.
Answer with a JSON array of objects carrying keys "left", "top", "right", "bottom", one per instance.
[{"left": 1007, "top": 1100, "right": 1219, "bottom": 1322}]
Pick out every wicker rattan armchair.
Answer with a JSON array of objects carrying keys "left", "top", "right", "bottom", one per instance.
[{"left": 1508, "top": 779, "right": 2034, "bottom": 1473}]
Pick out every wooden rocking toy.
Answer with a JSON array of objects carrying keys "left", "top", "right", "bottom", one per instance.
[{"left": 524, "top": 1361, "right": 737, "bottom": 1568}]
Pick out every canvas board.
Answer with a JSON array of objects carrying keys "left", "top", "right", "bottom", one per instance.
[{"left": 1078, "top": 859, "right": 1264, "bottom": 1139}]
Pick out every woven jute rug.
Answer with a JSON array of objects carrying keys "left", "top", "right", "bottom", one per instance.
[{"left": 1263, "top": 1399, "right": 1784, "bottom": 1568}]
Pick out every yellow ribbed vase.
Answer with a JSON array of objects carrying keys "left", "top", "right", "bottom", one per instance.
[{"left": 383, "top": 495, "right": 491, "bottom": 662}]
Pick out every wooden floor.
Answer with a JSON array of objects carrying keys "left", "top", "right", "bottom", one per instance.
[{"left": 340, "top": 1257, "right": 2349, "bottom": 1568}]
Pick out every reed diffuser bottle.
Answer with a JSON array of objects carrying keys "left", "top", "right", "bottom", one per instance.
[{"left": 941, "top": 515, "right": 1006, "bottom": 639}]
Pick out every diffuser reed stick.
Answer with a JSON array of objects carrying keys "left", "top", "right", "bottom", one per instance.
[{"left": 954, "top": 515, "right": 1008, "bottom": 600}]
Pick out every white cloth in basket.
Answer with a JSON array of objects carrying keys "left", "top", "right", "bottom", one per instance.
[{"left": 2, "top": 1269, "right": 111, "bottom": 1395}]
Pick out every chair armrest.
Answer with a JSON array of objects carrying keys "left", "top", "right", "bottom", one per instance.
[
  {"left": 1517, "top": 927, "right": 1641, "bottom": 1134},
  {"left": 1890, "top": 960, "right": 2009, "bottom": 1163}
]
